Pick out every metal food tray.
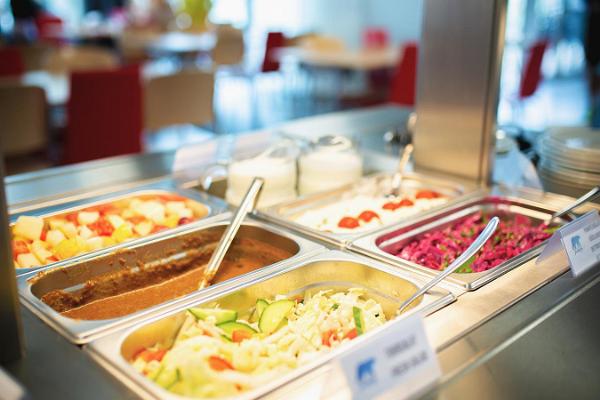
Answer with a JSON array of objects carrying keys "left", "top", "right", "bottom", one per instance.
[
  {"left": 351, "top": 193, "right": 574, "bottom": 291},
  {"left": 18, "top": 219, "right": 323, "bottom": 344},
  {"left": 85, "top": 250, "right": 455, "bottom": 400},
  {"left": 11, "top": 182, "right": 230, "bottom": 276},
  {"left": 258, "top": 172, "right": 476, "bottom": 248}
]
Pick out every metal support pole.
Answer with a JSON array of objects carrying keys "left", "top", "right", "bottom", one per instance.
[
  {"left": 0, "top": 156, "right": 23, "bottom": 364},
  {"left": 414, "top": 0, "right": 507, "bottom": 185}
]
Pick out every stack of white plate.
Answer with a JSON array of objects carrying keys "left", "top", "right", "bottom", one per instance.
[{"left": 537, "top": 126, "right": 600, "bottom": 198}]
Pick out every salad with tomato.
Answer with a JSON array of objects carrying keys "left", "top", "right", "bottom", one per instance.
[
  {"left": 11, "top": 194, "right": 209, "bottom": 269},
  {"left": 293, "top": 189, "right": 447, "bottom": 234},
  {"left": 131, "top": 289, "right": 386, "bottom": 398}
]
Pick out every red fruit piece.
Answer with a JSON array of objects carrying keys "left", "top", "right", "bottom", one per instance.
[
  {"left": 12, "top": 240, "right": 29, "bottom": 259},
  {"left": 338, "top": 217, "right": 360, "bottom": 229},
  {"left": 358, "top": 210, "right": 380, "bottom": 222},
  {"left": 88, "top": 217, "right": 115, "bottom": 236}
]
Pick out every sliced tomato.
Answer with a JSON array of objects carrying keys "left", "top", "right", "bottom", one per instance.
[
  {"left": 321, "top": 330, "right": 337, "bottom": 347},
  {"left": 338, "top": 217, "right": 360, "bottom": 229},
  {"left": 65, "top": 213, "right": 78, "bottom": 224},
  {"left": 126, "top": 216, "right": 146, "bottom": 225},
  {"left": 382, "top": 201, "right": 399, "bottom": 211},
  {"left": 137, "top": 348, "right": 167, "bottom": 363},
  {"left": 398, "top": 199, "right": 414, "bottom": 207},
  {"left": 177, "top": 217, "right": 193, "bottom": 226},
  {"left": 232, "top": 330, "right": 253, "bottom": 343},
  {"left": 151, "top": 225, "right": 168, "bottom": 234},
  {"left": 12, "top": 240, "right": 29, "bottom": 259},
  {"left": 208, "top": 355, "right": 234, "bottom": 371},
  {"left": 344, "top": 328, "right": 358, "bottom": 340},
  {"left": 415, "top": 190, "right": 440, "bottom": 199},
  {"left": 358, "top": 210, "right": 380, "bottom": 222},
  {"left": 88, "top": 217, "right": 114, "bottom": 236}
]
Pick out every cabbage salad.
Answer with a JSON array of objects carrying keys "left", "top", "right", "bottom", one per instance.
[{"left": 132, "top": 288, "right": 386, "bottom": 398}]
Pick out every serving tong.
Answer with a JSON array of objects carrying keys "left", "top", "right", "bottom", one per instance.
[
  {"left": 387, "top": 143, "right": 414, "bottom": 198},
  {"left": 545, "top": 185, "right": 600, "bottom": 226},
  {"left": 397, "top": 216, "right": 499, "bottom": 313}
]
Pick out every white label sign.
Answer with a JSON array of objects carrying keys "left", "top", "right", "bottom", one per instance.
[
  {"left": 334, "top": 313, "right": 440, "bottom": 400},
  {"left": 537, "top": 211, "right": 600, "bottom": 277}
]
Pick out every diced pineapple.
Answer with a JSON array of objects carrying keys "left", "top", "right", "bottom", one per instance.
[
  {"left": 59, "top": 222, "right": 77, "bottom": 239},
  {"left": 78, "top": 225, "right": 94, "bottom": 240},
  {"left": 13, "top": 216, "right": 44, "bottom": 241},
  {"left": 164, "top": 214, "right": 179, "bottom": 229},
  {"left": 107, "top": 214, "right": 125, "bottom": 229},
  {"left": 31, "top": 241, "right": 53, "bottom": 263},
  {"left": 102, "top": 236, "right": 116, "bottom": 247},
  {"left": 46, "top": 229, "right": 66, "bottom": 248},
  {"left": 86, "top": 237, "right": 104, "bottom": 251},
  {"left": 165, "top": 201, "right": 186, "bottom": 215},
  {"left": 48, "top": 219, "right": 65, "bottom": 230},
  {"left": 112, "top": 223, "right": 133, "bottom": 243},
  {"left": 17, "top": 253, "right": 40, "bottom": 268},
  {"left": 77, "top": 211, "right": 99, "bottom": 225},
  {"left": 54, "top": 239, "right": 79, "bottom": 260},
  {"left": 133, "top": 221, "right": 153, "bottom": 237}
]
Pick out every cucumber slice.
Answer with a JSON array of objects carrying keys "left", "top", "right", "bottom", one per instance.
[
  {"left": 259, "top": 300, "right": 294, "bottom": 334},
  {"left": 217, "top": 321, "right": 257, "bottom": 339},
  {"left": 154, "top": 366, "right": 179, "bottom": 389},
  {"left": 249, "top": 299, "right": 269, "bottom": 323},
  {"left": 353, "top": 306, "right": 365, "bottom": 335},
  {"left": 188, "top": 307, "right": 237, "bottom": 324}
]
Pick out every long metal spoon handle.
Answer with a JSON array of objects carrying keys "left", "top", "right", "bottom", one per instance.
[
  {"left": 390, "top": 144, "right": 414, "bottom": 196},
  {"left": 199, "top": 177, "right": 264, "bottom": 289},
  {"left": 398, "top": 216, "right": 499, "bottom": 313},
  {"left": 549, "top": 185, "right": 600, "bottom": 222}
]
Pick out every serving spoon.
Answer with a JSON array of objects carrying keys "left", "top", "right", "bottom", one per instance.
[
  {"left": 545, "top": 185, "right": 600, "bottom": 226},
  {"left": 198, "top": 177, "right": 264, "bottom": 289},
  {"left": 397, "top": 216, "right": 499, "bottom": 314},
  {"left": 388, "top": 144, "right": 414, "bottom": 198}
]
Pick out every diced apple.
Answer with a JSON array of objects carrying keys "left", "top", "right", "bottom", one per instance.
[
  {"left": 46, "top": 230, "right": 66, "bottom": 247},
  {"left": 17, "top": 253, "right": 40, "bottom": 268},
  {"left": 112, "top": 223, "right": 133, "bottom": 243},
  {"left": 107, "top": 214, "right": 125, "bottom": 229},
  {"left": 86, "top": 237, "right": 104, "bottom": 251},
  {"left": 31, "top": 241, "right": 53, "bottom": 263},
  {"left": 135, "top": 201, "right": 165, "bottom": 224},
  {"left": 59, "top": 222, "right": 77, "bottom": 239},
  {"left": 48, "top": 219, "right": 65, "bottom": 230},
  {"left": 77, "top": 211, "right": 99, "bottom": 226},
  {"left": 133, "top": 221, "right": 153, "bottom": 237},
  {"left": 78, "top": 225, "right": 94, "bottom": 240},
  {"left": 166, "top": 201, "right": 186, "bottom": 214},
  {"left": 186, "top": 201, "right": 208, "bottom": 218},
  {"left": 13, "top": 216, "right": 44, "bottom": 241}
]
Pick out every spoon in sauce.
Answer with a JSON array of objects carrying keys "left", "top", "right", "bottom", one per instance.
[
  {"left": 199, "top": 177, "right": 264, "bottom": 289},
  {"left": 397, "top": 216, "right": 499, "bottom": 314}
]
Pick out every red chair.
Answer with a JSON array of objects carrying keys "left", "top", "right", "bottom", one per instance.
[
  {"left": 0, "top": 47, "right": 25, "bottom": 77},
  {"left": 261, "top": 32, "right": 285, "bottom": 73},
  {"left": 64, "top": 66, "right": 142, "bottom": 164},
  {"left": 518, "top": 39, "right": 548, "bottom": 99},
  {"left": 389, "top": 42, "right": 418, "bottom": 107},
  {"left": 35, "top": 13, "right": 64, "bottom": 44}
]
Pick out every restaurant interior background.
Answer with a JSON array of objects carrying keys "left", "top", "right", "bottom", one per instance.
[{"left": 0, "top": 0, "right": 597, "bottom": 175}]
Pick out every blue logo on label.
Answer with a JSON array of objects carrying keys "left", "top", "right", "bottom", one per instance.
[
  {"left": 571, "top": 235, "right": 583, "bottom": 254},
  {"left": 356, "top": 358, "right": 376, "bottom": 387}
]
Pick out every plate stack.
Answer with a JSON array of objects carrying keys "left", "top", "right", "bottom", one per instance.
[{"left": 538, "top": 126, "right": 600, "bottom": 198}]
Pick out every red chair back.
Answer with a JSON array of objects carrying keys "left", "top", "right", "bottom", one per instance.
[
  {"left": 363, "top": 28, "right": 389, "bottom": 49},
  {"left": 35, "top": 13, "right": 64, "bottom": 44},
  {"left": 519, "top": 39, "right": 548, "bottom": 99},
  {"left": 389, "top": 42, "right": 418, "bottom": 107},
  {"left": 0, "top": 47, "right": 25, "bottom": 77},
  {"left": 64, "top": 66, "right": 142, "bottom": 164},
  {"left": 261, "top": 32, "right": 285, "bottom": 73}
]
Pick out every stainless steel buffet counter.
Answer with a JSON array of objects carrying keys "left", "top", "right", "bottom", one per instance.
[{"left": 3, "top": 106, "right": 600, "bottom": 399}]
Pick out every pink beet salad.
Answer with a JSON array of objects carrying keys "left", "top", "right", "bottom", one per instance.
[{"left": 384, "top": 212, "right": 555, "bottom": 273}]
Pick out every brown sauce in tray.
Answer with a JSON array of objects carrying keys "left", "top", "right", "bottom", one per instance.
[{"left": 40, "top": 237, "right": 292, "bottom": 320}]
